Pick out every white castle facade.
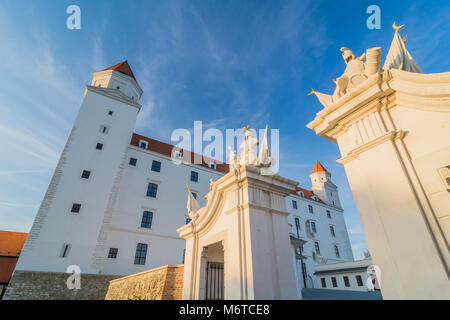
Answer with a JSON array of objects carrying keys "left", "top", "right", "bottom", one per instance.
[{"left": 9, "top": 61, "right": 354, "bottom": 298}]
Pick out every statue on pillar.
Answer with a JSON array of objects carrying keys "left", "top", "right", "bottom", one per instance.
[{"left": 239, "top": 126, "right": 259, "bottom": 166}]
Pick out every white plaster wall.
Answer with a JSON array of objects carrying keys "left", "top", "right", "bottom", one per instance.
[
  {"left": 102, "top": 148, "right": 223, "bottom": 275},
  {"left": 318, "top": 272, "right": 371, "bottom": 291},
  {"left": 16, "top": 89, "right": 139, "bottom": 274}
]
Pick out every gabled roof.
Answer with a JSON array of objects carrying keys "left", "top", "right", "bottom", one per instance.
[
  {"left": 312, "top": 161, "right": 327, "bottom": 173},
  {"left": 0, "top": 231, "right": 28, "bottom": 257},
  {"left": 103, "top": 60, "right": 137, "bottom": 81}
]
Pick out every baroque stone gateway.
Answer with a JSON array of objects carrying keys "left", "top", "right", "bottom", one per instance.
[{"left": 307, "top": 23, "right": 450, "bottom": 299}]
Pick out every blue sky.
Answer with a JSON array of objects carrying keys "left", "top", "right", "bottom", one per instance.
[{"left": 0, "top": 0, "right": 448, "bottom": 259}]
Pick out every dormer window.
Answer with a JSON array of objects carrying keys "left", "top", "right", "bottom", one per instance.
[
  {"left": 299, "top": 191, "right": 304, "bottom": 197},
  {"left": 139, "top": 140, "right": 148, "bottom": 149},
  {"left": 313, "top": 195, "right": 318, "bottom": 201},
  {"left": 209, "top": 162, "right": 216, "bottom": 170},
  {"left": 173, "top": 149, "right": 183, "bottom": 159}
]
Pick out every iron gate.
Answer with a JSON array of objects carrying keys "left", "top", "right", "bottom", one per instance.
[{"left": 205, "top": 262, "right": 224, "bottom": 300}]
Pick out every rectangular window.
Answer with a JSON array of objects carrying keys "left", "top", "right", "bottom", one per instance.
[
  {"left": 311, "top": 221, "right": 317, "bottom": 233},
  {"left": 129, "top": 158, "right": 137, "bottom": 166},
  {"left": 99, "top": 125, "right": 109, "bottom": 134},
  {"left": 141, "top": 211, "right": 153, "bottom": 228},
  {"left": 81, "top": 170, "right": 91, "bottom": 179},
  {"left": 292, "top": 200, "right": 298, "bottom": 209},
  {"left": 134, "top": 243, "right": 148, "bottom": 265},
  {"left": 146, "top": 183, "right": 158, "bottom": 198},
  {"left": 331, "top": 277, "right": 337, "bottom": 287},
  {"left": 334, "top": 245, "right": 340, "bottom": 258},
  {"left": 190, "top": 171, "right": 198, "bottom": 182},
  {"left": 314, "top": 241, "right": 320, "bottom": 255},
  {"left": 151, "top": 160, "right": 161, "bottom": 172},
  {"left": 71, "top": 203, "right": 81, "bottom": 213},
  {"left": 321, "top": 278, "right": 327, "bottom": 288},
  {"left": 96, "top": 143, "right": 103, "bottom": 150},
  {"left": 343, "top": 276, "right": 350, "bottom": 287},
  {"left": 59, "top": 243, "right": 71, "bottom": 258},
  {"left": 308, "top": 205, "right": 313, "bottom": 214},
  {"left": 330, "top": 225, "right": 336, "bottom": 237},
  {"left": 356, "top": 275, "right": 363, "bottom": 286},
  {"left": 108, "top": 248, "right": 118, "bottom": 259},
  {"left": 327, "top": 210, "right": 331, "bottom": 219},
  {"left": 294, "top": 217, "right": 301, "bottom": 238}
]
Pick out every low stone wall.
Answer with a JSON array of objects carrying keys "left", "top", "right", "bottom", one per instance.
[
  {"left": 3, "top": 270, "right": 121, "bottom": 300},
  {"left": 105, "top": 265, "right": 184, "bottom": 300}
]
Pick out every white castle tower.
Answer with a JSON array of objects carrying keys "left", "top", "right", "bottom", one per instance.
[
  {"left": 14, "top": 61, "right": 143, "bottom": 275},
  {"left": 309, "top": 161, "right": 342, "bottom": 209}
]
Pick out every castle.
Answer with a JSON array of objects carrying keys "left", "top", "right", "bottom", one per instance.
[{"left": 4, "top": 61, "right": 353, "bottom": 299}]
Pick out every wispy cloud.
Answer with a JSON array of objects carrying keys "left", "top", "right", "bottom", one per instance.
[{"left": 0, "top": 201, "right": 39, "bottom": 209}]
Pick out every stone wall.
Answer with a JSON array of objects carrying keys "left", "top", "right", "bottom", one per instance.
[
  {"left": 105, "top": 265, "right": 184, "bottom": 300},
  {"left": 2, "top": 270, "right": 121, "bottom": 300}
]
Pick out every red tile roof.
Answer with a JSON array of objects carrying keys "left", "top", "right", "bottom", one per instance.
[
  {"left": 0, "top": 231, "right": 27, "bottom": 257},
  {"left": 131, "top": 133, "right": 322, "bottom": 201},
  {"left": 0, "top": 258, "right": 19, "bottom": 283},
  {"left": 312, "top": 161, "right": 327, "bottom": 173},
  {"left": 103, "top": 61, "right": 137, "bottom": 81},
  {"left": 131, "top": 133, "right": 230, "bottom": 174},
  {"left": 292, "top": 186, "right": 325, "bottom": 204}
]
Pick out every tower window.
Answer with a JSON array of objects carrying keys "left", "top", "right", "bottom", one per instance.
[
  {"left": 186, "top": 218, "right": 191, "bottom": 224},
  {"left": 146, "top": 183, "right": 158, "bottom": 198},
  {"left": 134, "top": 243, "right": 148, "bottom": 265},
  {"left": 99, "top": 125, "right": 109, "bottom": 134},
  {"left": 151, "top": 160, "right": 161, "bottom": 172},
  {"left": 71, "top": 203, "right": 81, "bottom": 213},
  {"left": 116, "top": 86, "right": 120, "bottom": 90},
  {"left": 334, "top": 245, "right": 340, "bottom": 258},
  {"left": 59, "top": 243, "right": 71, "bottom": 258},
  {"left": 108, "top": 110, "right": 113, "bottom": 116},
  {"left": 129, "top": 158, "right": 137, "bottom": 166},
  {"left": 108, "top": 248, "right": 118, "bottom": 259},
  {"left": 330, "top": 225, "right": 336, "bottom": 237},
  {"left": 192, "top": 192, "right": 197, "bottom": 199},
  {"left": 343, "top": 276, "right": 350, "bottom": 287},
  {"left": 96, "top": 143, "right": 103, "bottom": 150},
  {"left": 292, "top": 200, "right": 298, "bottom": 209},
  {"left": 190, "top": 171, "right": 198, "bottom": 183},
  {"left": 140, "top": 211, "right": 153, "bottom": 229},
  {"left": 81, "top": 170, "right": 91, "bottom": 179}
]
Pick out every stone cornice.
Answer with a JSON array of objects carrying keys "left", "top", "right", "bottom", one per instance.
[
  {"left": 176, "top": 166, "right": 298, "bottom": 239},
  {"left": 337, "top": 130, "right": 405, "bottom": 165},
  {"left": 86, "top": 85, "right": 142, "bottom": 110},
  {"left": 307, "top": 70, "right": 450, "bottom": 142}
]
